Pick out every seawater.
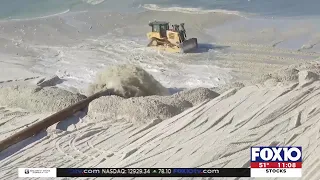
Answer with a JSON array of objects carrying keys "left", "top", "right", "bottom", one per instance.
[
  {"left": 138, "top": 0, "right": 320, "bottom": 17},
  {"left": 1, "top": 0, "right": 319, "bottom": 19}
]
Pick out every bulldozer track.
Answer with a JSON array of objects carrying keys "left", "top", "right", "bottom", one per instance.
[{"left": 0, "top": 89, "right": 116, "bottom": 152}]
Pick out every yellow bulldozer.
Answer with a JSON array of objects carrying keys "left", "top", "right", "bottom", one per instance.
[{"left": 146, "top": 21, "right": 198, "bottom": 53}]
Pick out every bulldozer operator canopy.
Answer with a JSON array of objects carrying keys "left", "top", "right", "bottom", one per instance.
[{"left": 149, "top": 21, "right": 169, "bottom": 33}]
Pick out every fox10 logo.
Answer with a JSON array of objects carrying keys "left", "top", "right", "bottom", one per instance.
[{"left": 250, "top": 146, "right": 302, "bottom": 177}]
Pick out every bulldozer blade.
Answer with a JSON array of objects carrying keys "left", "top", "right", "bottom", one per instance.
[{"left": 180, "top": 38, "right": 198, "bottom": 53}]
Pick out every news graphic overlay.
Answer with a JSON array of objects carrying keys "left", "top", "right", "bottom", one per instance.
[
  {"left": 250, "top": 146, "right": 302, "bottom": 177},
  {"left": 56, "top": 168, "right": 250, "bottom": 177}
]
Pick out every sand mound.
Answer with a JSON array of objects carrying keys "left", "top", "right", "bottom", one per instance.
[
  {"left": 212, "top": 82, "right": 245, "bottom": 94},
  {"left": 88, "top": 64, "right": 170, "bottom": 98},
  {"left": 0, "top": 85, "right": 86, "bottom": 113},
  {"left": 257, "top": 67, "right": 299, "bottom": 85},
  {"left": 255, "top": 62, "right": 320, "bottom": 85},
  {"left": 146, "top": 96, "right": 193, "bottom": 112},
  {"left": 88, "top": 87, "right": 219, "bottom": 124},
  {"left": 88, "top": 96, "right": 181, "bottom": 124},
  {"left": 173, "top": 87, "right": 220, "bottom": 106}
]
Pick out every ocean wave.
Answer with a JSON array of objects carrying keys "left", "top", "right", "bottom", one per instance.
[
  {"left": 142, "top": 4, "right": 252, "bottom": 18},
  {"left": 83, "top": 0, "right": 105, "bottom": 5},
  {"left": 0, "top": 9, "right": 70, "bottom": 22}
]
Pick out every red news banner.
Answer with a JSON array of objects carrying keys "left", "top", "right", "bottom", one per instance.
[{"left": 250, "top": 162, "right": 302, "bottom": 168}]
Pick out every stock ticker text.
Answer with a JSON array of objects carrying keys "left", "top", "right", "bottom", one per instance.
[{"left": 57, "top": 168, "right": 251, "bottom": 177}]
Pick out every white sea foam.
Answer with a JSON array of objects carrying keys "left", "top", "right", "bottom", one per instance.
[
  {"left": 0, "top": 9, "right": 70, "bottom": 22},
  {"left": 83, "top": 0, "right": 105, "bottom": 5},
  {"left": 142, "top": 4, "right": 252, "bottom": 18}
]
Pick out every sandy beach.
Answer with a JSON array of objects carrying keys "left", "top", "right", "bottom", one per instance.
[{"left": 0, "top": 6, "right": 320, "bottom": 180}]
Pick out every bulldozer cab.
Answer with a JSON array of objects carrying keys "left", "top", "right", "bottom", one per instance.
[{"left": 149, "top": 21, "right": 169, "bottom": 38}]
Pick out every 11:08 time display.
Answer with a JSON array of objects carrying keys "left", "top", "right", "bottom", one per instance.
[
  {"left": 255, "top": 162, "right": 301, "bottom": 168},
  {"left": 278, "top": 163, "right": 296, "bottom": 168}
]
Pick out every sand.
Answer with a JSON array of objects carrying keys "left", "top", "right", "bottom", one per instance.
[
  {"left": 251, "top": 61, "right": 320, "bottom": 85},
  {"left": 0, "top": 76, "right": 86, "bottom": 113},
  {"left": 86, "top": 66, "right": 220, "bottom": 124},
  {"left": 1, "top": 63, "right": 320, "bottom": 180},
  {"left": 88, "top": 87, "right": 219, "bottom": 124}
]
